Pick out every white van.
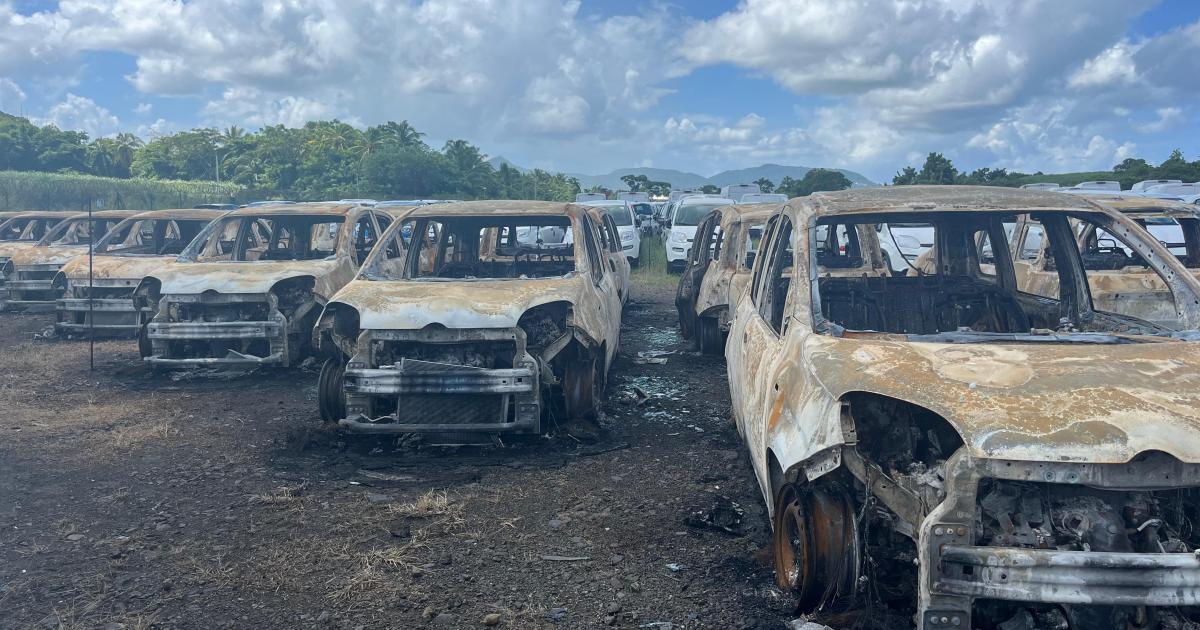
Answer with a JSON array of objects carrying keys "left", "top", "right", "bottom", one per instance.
[
  {"left": 1062, "top": 180, "right": 1121, "bottom": 191},
  {"left": 739, "top": 193, "right": 788, "bottom": 204},
  {"left": 720, "top": 184, "right": 760, "bottom": 202},
  {"left": 666, "top": 197, "right": 734, "bottom": 271},
  {"left": 583, "top": 200, "right": 642, "bottom": 266},
  {"left": 616, "top": 191, "right": 650, "bottom": 203},
  {"left": 575, "top": 192, "right": 607, "bottom": 203},
  {"left": 1131, "top": 179, "right": 1183, "bottom": 193}
]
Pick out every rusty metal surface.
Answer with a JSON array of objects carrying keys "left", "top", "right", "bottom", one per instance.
[
  {"left": 727, "top": 186, "right": 1200, "bottom": 628},
  {"left": 693, "top": 206, "right": 774, "bottom": 321}
]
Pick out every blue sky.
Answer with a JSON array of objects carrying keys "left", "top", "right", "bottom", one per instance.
[{"left": 1, "top": 0, "right": 1198, "bottom": 182}]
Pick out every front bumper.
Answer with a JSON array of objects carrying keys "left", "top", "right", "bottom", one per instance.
[
  {"left": 917, "top": 453, "right": 1200, "bottom": 629},
  {"left": 56, "top": 293, "right": 148, "bottom": 335},
  {"left": 339, "top": 327, "right": 542, "bottom": 434},
  {"left": 142, "top": 294, "right": 292, "bottom": 368},
  {"left": 1, "top": 264, "right": 62, "bottom": 311}
]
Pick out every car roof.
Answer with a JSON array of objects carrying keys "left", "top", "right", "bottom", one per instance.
[
  {"left": 1075, "top": 193, "right": 1200, "bottom": 217},
  {"left": 223, "top": 202, "right": 358, "bottom": 217},
  {"left": 127, "top": 208, "right": 231, "bottom": 221},
  {"left": 678, "top": 196, "right": 734, "bottom": 206},
  {"left": 0, "top": 211, "right": 74, "bottom": 220},
  {"left": 62, "top": 210, "right": 143, "bottom": 221},
  {"left": 805, "top": 185, "right": 1099, "bottom": 217},
  {"left": 398, "top": 199, "right": 581, "bottom": 219}
]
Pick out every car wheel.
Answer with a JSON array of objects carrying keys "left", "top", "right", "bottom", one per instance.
[
  {"left": 563, "top": 355, "right": 599, "bottom": 421},
  {"left": 317, "top": 357, "right": 347, "bottom": 423},
  {"left": 772, "top": 482, "right": 860, "bottom": 610},
  {"left": 697, "top": 317, "right": 723, "bottom": 355},
  {"left": 629, "top": 256, "right": 639, "bottom": 269},
  {"left": 137, "top": 324, "right": 153, "bottom": 359}
]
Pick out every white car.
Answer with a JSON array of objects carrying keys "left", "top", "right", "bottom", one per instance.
[
  {"left": 665, "top": 197, "right": 734, "bottom": 272},
  {"left": 739, "top": 193, "right": 788, "bottom": 204},
  {"left": 583, "top": 200, "right": 641, "bottom": 266}
]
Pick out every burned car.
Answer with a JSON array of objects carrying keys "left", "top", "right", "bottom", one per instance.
[
  {"left": 1, "top": 210, "right": 139, "bottom": 311},
  {"left": 676, "top": 204, "right": 772, "bottom": 353},
  {"left": 314, "top": 201, "right": 623, "bottom": 435},
  {"left": 53, "top": 208, "right": 226, "bottom": 337},
  {"left": 726, "top": 186, "right": 1200, "bottom": 629},
  {"left": 139, "top": 203, "right": 389, "bottom": 368},
  {"left": 0, "top": 211, "right": 67, "bottom": 257},
  {"left": 1012, "top": 193, "right": 1200, "bottom": 329}
]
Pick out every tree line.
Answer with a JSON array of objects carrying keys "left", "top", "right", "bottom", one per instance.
[
  {"left": 893, "top": 150, "right": 1200, "bottom": 190},
  {"left": 0, "top": 111, "right": 581, "bottom": 202}
]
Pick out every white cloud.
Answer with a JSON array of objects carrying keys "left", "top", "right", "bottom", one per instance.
[
  {"left": 201, "top": 87, "right": 335, "bottom": 129},
  {"left": 0, "top": 76, "right": 26, "bottom": 110},
  {"left": 134, "top": 102, "right": 152, "bottom": 115},
  {"left": 1136, "top": 107, "right": 1184, "bottom": 134},
  {"left": 1068, "top": 41, "right": 1140, "bottom": 88},
  {"left": 33, "top": 93, "right": 120, "bottom": 138},
  {"left": 135, "top": 117, "right": 172, "bottom": 139},
  {"left": 966, "top": 100, "right": 1134, "bottom": 172}
]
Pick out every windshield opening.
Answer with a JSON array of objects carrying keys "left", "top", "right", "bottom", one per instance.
[
  {"left": 1, "top": 216, "right": 60, "bottom": 242},
  {"left": 370, "top": 215, "right": 577, "bottom": 280},
  {"left": 95, "top": 218, "right": 213, "bottom": 256},
  {"left": 189, "top": 215, "right": 342, "bottom": 262},
  {"left": 810, "top": 210, "right": 1189, "bottom": 339},
  {"left": 42, "top": 217, "right": 126, "bottom": 246}
]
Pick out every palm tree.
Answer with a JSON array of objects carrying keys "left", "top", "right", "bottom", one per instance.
[
  {"left": 753, "top": 177, "right": 774, "bottom": 193},
  {"left": 112, "top": 133, "right": 143, "bottom": 175}
]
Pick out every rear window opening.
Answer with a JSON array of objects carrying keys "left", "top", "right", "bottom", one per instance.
[{"left": 42, "top": 217, "right": 126, "bottom": 246}]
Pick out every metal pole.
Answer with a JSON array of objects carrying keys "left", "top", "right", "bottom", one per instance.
[{"left": 88, "top": 198, "right": 94, "bottom": 371}]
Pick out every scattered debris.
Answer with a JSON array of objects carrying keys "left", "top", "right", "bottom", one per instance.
[
  {"left": 665, "top": 563, "right": 683, "bottom": 572},
  {"left": 786, "top": 621, "right": 835, "bottom": 630},
  {"left": 683, "top": 496, "right": 746, "bottom": 536},
  {"left": 540, "top": 555, "right": 590, "bottom": 562}
]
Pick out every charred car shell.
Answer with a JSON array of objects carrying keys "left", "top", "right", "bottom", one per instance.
[
  {"left": 54, "top": 208, "right": 226, "bottom": 337},
  {"left": 0, "top": 210, "right": 139, "bottom": 312},
  {"left": 727, "top": 186, "right": 1200, "bottom": 629},
  {"left": 314, "top": 200, "right": 623, "bottom": 435},
  {"left": 676, "top": 204, "right": 773, "bottom": 354},
  {"left": 139, "top": 203, "right": 388, "bottom": 368}
]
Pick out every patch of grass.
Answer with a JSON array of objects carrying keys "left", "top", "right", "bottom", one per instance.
[
  {"left": 388, "top": 490, "right": 462, "bottom": 521},
  {"left": 108, "top": 420, "right": 178, "bottom": 449},
  {"left": 249, "top": 483, "right": 307, "bottom": 505},
  {"left": 631, "top": 235, "right": 678, "bottom": 294}
]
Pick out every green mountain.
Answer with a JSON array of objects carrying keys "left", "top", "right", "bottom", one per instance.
[{"left": 486, "top": 158, "right": 876, "bottom": 191}]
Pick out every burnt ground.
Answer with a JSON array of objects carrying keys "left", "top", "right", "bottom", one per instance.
[{"left": 0, "top": 290, "right": 799, "bottom": 630}]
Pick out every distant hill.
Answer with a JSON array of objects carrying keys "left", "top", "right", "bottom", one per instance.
[{"left": 487, "top": 158, "right": 875, "bottom": 190}]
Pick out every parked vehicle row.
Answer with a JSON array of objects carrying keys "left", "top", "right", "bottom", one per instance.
[
  {"left": 677, "top": 185, "right": 1200, "bottom": 630},
  {"left": 0, "top": 200, "right": 627, "bottom": 441}
]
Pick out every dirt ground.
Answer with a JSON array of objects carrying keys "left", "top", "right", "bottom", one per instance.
[{"left": 0, "top": 289, "right": 799, "bottom": 629}]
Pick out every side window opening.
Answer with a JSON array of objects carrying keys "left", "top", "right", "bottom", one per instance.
[
  {"left": 749, "top": 217, "right": 779, "bottom": 306},
  {"left": 758, "top": 217, "right": 794, "bottom": 335}
]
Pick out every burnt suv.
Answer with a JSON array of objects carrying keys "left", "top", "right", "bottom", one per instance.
[{"left": 314, "top": 201, "right": 623, "bottom": 435}]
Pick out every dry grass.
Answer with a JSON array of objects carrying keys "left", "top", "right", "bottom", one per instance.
[
  {"left": 326, "top": 535, "right": 429, "bottom": 603},
  {"left": 107, "top": 420, "right": 178, "bottom": 448},
  {"left": 249, "top": 483, "right": 307, "bottom": 505},
  {"left": 387, "top": 490, "right": 460, "bottom": 519}
]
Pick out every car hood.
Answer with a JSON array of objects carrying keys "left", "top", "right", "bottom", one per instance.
[
  {"left": 9, "top": 245, "right": 88, "bottom": 267},
  {"left": 329, "top": 276, "right": 585, "bottom": 330},
  {"left": 0, "top": 241, "right": 36, "bottom": 258},
  {"left": 59, "top": 254, "right": 176, "bottom": 281},
  {"left": 153, "top": 259, "right": 341, "bottom": 295},
  {"left": 808, "top": 334, "right": 1200, "bottom": 464}
]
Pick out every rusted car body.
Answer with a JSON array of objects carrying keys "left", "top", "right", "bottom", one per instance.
[
  {"left": 314, "top": 201, "right": 623, "bottom": 435},
  {"left": 676, "top": 204, "right": 772, "bottom": 353},
  {"left": 726, "top": 186, "right": 1200, "bottom": 629},
  {"left": 588, "top": 207, "right": 631, "bottom": 304},
  {"left": 0, "top": 211, "right": 69, "bottom": 278},
  {"left": 53, "top": 209, "right": 226, "bottom": 337},
  {"left": 1, "top": 210, "right": 139, "bottom": 311},
  {"left": 1013, "top": 194, "right": 1200, "bottom": 329},
  {"left": 139, "top": 203, "right": 388, "bottom": 368}
]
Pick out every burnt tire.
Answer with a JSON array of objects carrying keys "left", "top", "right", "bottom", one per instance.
[
  {"left": 137, "top": 324, "right": 153, "bottom": 360},
  {"left": 696, "top": 316, "right": 723, "bottom": 355},
  {"left": 772, "top": 483, "right": 860, "bottom": 611},
  {"left": 317, "top": 357, "right": 346, "bottom": 423},
  {"left": 563, "top": 356, "right": 599, "bottom": 421}
]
